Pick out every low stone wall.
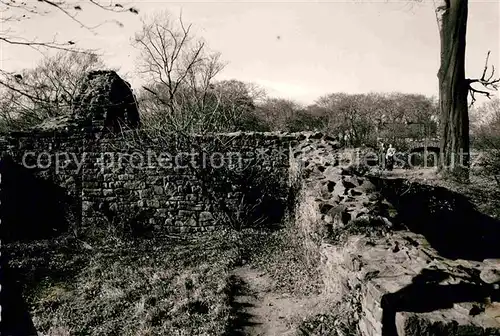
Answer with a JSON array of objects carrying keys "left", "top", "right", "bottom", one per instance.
[
  {"left": 0, "top": 129, "right": 85, "bottom": 240},
  {"left": 80, "top": 131, "right": 298, "bottom": 234},
  {"left": 3, "top": 118, "right": 498, "bottom": 335},
  {"left": 0, "top": 129, "right": 318, "bottom": 238},
  {"left": 289, "top": 141, "right": 500, "bottom": 335}
]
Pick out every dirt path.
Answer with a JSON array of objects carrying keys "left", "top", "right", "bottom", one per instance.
[{"left": 227, "top": 265, "right": 322, "bottom": 336}]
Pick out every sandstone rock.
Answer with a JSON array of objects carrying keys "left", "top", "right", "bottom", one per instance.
[
  {"left": 199, "top": 211, "right": 213, "bottom": 222},
  {"left": 485, "top": 302, "right": 500, "bottom": 323},
  {"left": 395, "top": 309, "right": 500, "bottom": 336},
  {"left": 341, "top": 211, "right": 352, "bottom": 225},
  {"left": 342, "top": 176, "right": 358, "bottom": 189},
  {"left": 319, "top": 202, "right": 336, "bottom": 215},
  {"left": 480, "top": 268, "right": 500, "bottom": 284},
  {"left": 366, "top": 193, "right": 377, "bottom": 202},
  {"left": 356, "top": 211, "right": 367, "bottom": 219},
  {"left": 340, "top": 166, "right": 354, "bottom": 176},
  {"left": 357, "top": 180, "right": 377, "bottom": 193},
  {"left": 349, "top": 189, "right": 363, "bottom": 197},
  {"left": 341, "top": 164, "right": 369, "bottom": 176},
  {"left": 323, "top": 214, "right": 333, "bottom": 224},
  {"left": 310, "top": 132, "right": 323, "bottom": 139},
  {"left": 324, "top": 135, "right": 337, "bottom": 142},
  {"left": 326, "top": 205, "right": 351, "bottom": 226}
]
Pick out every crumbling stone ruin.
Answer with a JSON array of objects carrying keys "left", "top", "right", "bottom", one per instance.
[
  {"left": 30, "top": 70, "right": 140, "bottom": 133},
  {"left": 72, "top": 70, "right": 140, "bottom": 131},
  {"left": 290, "top": 138, "right": 500, "bottom": 335},
  {"left": 0, "top": 70, "right": 499, "bottom": 335},
  {"left": 0, "top": 70, "right": 296, "bottom": 237}
]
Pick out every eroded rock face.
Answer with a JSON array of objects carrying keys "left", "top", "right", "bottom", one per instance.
[
  {"left": 72, "top": 70, "right": 140, "bottom": 131},
  {"left": 290, "top": 142, "right": 500, "bottom": 336}
]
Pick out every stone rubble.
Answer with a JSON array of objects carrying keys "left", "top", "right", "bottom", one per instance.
[{"left": 290, "top": 136, "right": 500, "bottom": 336}]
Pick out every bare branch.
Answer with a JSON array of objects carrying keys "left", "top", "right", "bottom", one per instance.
[
  {"left": 0, "top": 50, "right": 105, "bottom": 129},
  {"left": 0, "top": 35, "right": 97, "bottom": 53},
  {"left": 134, "top": 10, "right": 229, "bottom": 133},
  {"left": 88, "top": 0, "right": 138, "bottom": 14},
  {"left": 467, "top": 51, "right": 499, "bottom": 107},
  {"left": 0, "top": 0, "right": 138, "bottom": 52}
]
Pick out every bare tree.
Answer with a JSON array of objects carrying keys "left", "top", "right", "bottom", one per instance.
[
  {"left": 313, "top": 92, "right": 438, "bottom": 147},
  {"left": 133, "top": 11, "right": 226, "bottom": 133},
  {"left": 434, "top": 0, "right": 499, "bottom": 180},
  {"left": 315, "top": 93, "right": 376, "bottom": 146},
  {"left": 0, "top": 51, "right": 105, "bottom": 129},
  {"left": 138, "top": 78, "right": 269, "bottom": 132},
  {"left": 254, "top": 98, "right": 302, "bottom": 131},
  {"left": 0, "top": 0, "right": 138, "bottom": 51},
  {"left": 211, "top": 79, "right": 267, "bottom": 131},
  {"left": 370, "top": 92, "right": 439, "bottom": 141}
]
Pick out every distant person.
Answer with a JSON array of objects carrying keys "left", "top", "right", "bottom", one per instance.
[
  {"left": 386, "top": 144, "right": 396, "bottom": 171},
  {"left": 379, "top": 142, "right": 385, "bottom": 169}
]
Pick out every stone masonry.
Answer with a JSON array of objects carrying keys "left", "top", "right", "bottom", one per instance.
[
  {"left": 0, "top": 128, "right": 304, "bottom": 236},
  {"left": 0, "top": 70, "right": 300, "bottom": 236},
  {"left": 289, "top": 139, "right": 500, "bottom": 336}
]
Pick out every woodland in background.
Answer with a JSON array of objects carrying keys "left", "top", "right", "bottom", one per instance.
[{"left": 0, "top": 10, "right": 498, "bottom": 170}]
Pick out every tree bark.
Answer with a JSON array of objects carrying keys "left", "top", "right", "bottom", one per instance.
[{"left": 436, "top": 0, "right": 470, "bottom": 181}]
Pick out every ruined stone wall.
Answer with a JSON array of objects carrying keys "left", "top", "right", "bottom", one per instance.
[
  {"left": 0, "top": 129, "right": 302, "bottom": 237},
  {"left": 289, "top": 142, "right": 500, "bottom": 336},
  {"left": 0, "top": 129, "right": 85, "bottom": 240},
  {"left": 80, "top": 131, "right": 298, "bottom": 234},
  {"left": 0, "top": 70, "right": 310, "bottom": 237}
]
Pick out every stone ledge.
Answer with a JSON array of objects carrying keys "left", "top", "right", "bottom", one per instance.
[{"left": 396, "top": 308, "right": 500, "bottom": 336}]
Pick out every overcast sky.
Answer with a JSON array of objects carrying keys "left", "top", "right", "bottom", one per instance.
[{"left": 2, "top": 0, "right": 499, "bottom": 104}]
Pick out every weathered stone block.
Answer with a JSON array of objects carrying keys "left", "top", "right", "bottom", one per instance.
[
  {"left": 82, "top": 201, "right": 93, "bottom": 211},
  {"left": 187, "top": 218, "right": 197, "bottom": 227},
  {"left": 146, "top": 199, "right": 160, "bottom": 208},
  {"left": 199, "top": 211, "right": 214, "bottom": 222},
  {"left": 178, "top": 210, "right": 196, "bottom": 218},
  {"left": 152, "top": 185, "right": 164, "bottom": 195},
  {"left": 103, "top": 189, "right": 114, "bottom": 196}
]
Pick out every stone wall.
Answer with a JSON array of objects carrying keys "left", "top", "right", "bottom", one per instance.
[
  {"left": 80, "top": 131, "right": 299, "bottom": 235},
  {"left": 0, "top": 128, "right": 310, "bottom": 238},
  {"left": 289, "top": 140, "right": 500, "bottom": 336},
  {"left": 0, "top": 129, "right": 84, "bottom": 240},
  {"left": 0, "top": 70, "right": 328, "bottom": 237}
]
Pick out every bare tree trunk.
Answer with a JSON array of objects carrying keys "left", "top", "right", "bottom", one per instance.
[{"left": 436, "top": 0, "right": 470, "bottom": 181}]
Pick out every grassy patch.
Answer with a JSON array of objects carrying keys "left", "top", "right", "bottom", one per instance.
[
  {"left": 5, "top": 231, "right": 241, "bottom": 336},
  {"left": 295, "top": 304, "right": 360, "bottom": 336},
  {"left": 239, "top": 227, "right": 322, "bottom": 297},
  {"left": 444, "top": 174, "right": 500, "bottom": 219},
  {"left": 378, "top": 167, "right": 500, "bottom": 219}
]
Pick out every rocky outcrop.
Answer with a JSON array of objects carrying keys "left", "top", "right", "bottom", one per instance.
[
  {"left": 72, "top": 70, "right": 140, "bottom": 131},
  {"left": 290, "top": 141, "right": 500, "bottom": 336}
]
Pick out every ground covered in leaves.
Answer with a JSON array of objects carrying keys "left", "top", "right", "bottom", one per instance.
[
  {"left": 5, "top": 232, "right": 241, "bottom": 336},
  {"left": 5, "top": 226, "right": 343, "bottom": 336},
  {"left": 379, "top": 167, "right": 500, "bottom": 219}
]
